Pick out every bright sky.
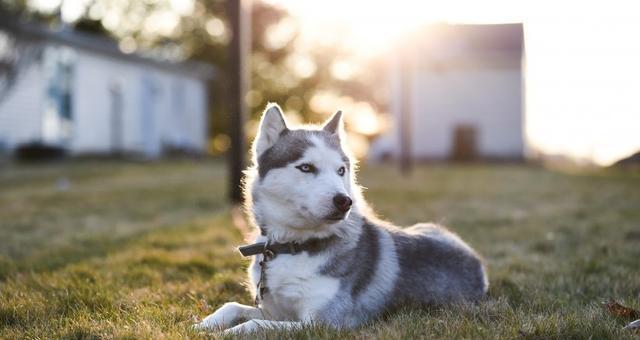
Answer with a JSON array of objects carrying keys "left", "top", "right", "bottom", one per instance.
[
  {"left": 264, "top": 0, "right": 640, "bottom": 166},
  {"left": 263, "top": 0, "right": 524, "bottom": 56},
  {"left": 525, "top": 1, "right": 640, "bottom": 166}
]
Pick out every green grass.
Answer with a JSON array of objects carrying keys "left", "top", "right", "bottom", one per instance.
[{"left": 1, "top": 161, "right": 639, "bottom": 339}]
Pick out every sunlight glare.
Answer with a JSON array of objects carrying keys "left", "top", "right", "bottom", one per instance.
[
  {"left": 169, "top": 0, "right": 194, "bottom": 16},
  {"left": 28, "top": 0, "right": 61, "bottom": 13},
  {"left": 262, "top": 0, "right": 522, "bottom": 56},
  {"left": 331, "top": 60, "right": 356, "bottom": 81}
]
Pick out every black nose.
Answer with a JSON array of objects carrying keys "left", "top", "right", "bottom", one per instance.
[{"left": 333, "top": 194, "right": 352, "bottom": 213}]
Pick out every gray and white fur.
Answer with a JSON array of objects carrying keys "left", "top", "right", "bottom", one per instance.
[{"left": 194, "top": 103, "right": 488, "bottom": 334}]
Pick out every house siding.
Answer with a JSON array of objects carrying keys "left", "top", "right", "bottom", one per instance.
[
  {"left": 183, "top": 78, "right": 208, "bottom": 149},
  {"left": 410, "top": 63, "right": 523, "bottom": 159},
  {"left": 0, "top": 21, "right": 212, "bottom": 158},
  {"left": 0, "top": 44, "right": 209, "bottom": 156},
  {"left": 73, "top": 48, "right": 130, "bottom": 153},
  {"left": 0, "top": 60, "right": 45, "bottom": 149},
  {"left": 71, "top": 49, "right": 208, "bottom": 156},
  {"left": 371, "top": 26, "right": 524, "bottom": 162}
]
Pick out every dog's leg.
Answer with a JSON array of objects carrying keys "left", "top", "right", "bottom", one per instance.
[
  {"left": 223, "top": 319, "right": 305, "bottom": 334},
  {"left": 193, "top": 302, "right": 264, "bottom": 330}
]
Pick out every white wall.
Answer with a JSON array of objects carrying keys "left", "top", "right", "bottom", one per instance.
[
  {"left": 71, "top": 49, "right": 208, "bottom": 156},
  {"left": 410, "top": 64, "right": 523, "bottom": 159},
  {"left": 372, "top": 55, "right": 523, "bottom": 161},
  {"left": 0, "top": 61, "right": 45, "bottom": 149},
  {"left": 183, "top": 78, "right": 207, "bottom": 149},
  {"left": 0, "top": 43, "right": 208, "bottom": 156},
  {"left": 73, "top": 49, "right": 142, "bottom": 153},
  {"left": 135, "top": 70, "right": 208, "bottom": 155}
]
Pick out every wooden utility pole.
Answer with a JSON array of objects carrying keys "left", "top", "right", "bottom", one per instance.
[
  {"left": 227, "top": 0, "right": 251, "bottom": 203},
  {"left": 399, "top": 53, "right": 413, "bottom": 174}
]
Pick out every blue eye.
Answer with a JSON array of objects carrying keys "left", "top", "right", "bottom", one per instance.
[
  {"left": 337, "top": 166, "right": 346, "bottom": 176},
  {"left": 296, "top": 163, "right": 317, "bottom": 173}
]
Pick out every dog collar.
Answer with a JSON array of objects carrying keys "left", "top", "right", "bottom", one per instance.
[
  {"left": 238, "top": 242, "right": 300, "bottom": 259},
  {"left": 238, "top": 236, "right": 337, "bottom": 259}
]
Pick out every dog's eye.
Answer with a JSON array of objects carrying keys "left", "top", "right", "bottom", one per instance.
[
  {"left": 337, "top": 166, "right": 346, "bottom": 176},
  {"left": 296, "top": 163, "right": 316, "bottom": 173}
]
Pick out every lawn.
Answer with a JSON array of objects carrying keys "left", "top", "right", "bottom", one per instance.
[{"left": 1, "top": 160, "right": 639, "bottom": 339}]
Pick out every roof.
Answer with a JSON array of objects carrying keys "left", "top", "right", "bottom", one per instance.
[
  {"left": 405, "top": 23, "right": 524, "bottom": 58},
  {"left": 0, "top": 15, "right": 217, "bottom": 80}
]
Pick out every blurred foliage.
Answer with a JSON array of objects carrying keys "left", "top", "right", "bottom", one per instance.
[{"left": 0, "top": 0, "right": 385, "bottom": 152}]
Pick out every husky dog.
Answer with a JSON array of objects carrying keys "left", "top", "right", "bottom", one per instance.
[{"left": 194, "top": 104, "right": 488, "bottom": 334}]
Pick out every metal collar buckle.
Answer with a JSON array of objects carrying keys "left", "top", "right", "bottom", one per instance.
[{"left": 263, "top": 242, "right": 275, "bottom": 261}]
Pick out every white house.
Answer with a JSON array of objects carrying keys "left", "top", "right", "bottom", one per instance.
[
  {"left": 371, "top": 24, "right": 524, "bottom": 161},
  {"left": 0, "top": 19, "right": 214, "bottom": 157}
]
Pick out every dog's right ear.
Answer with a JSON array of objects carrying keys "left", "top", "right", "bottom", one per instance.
[{"left": 254, "top": 103, "right": 288, "bottom": 156}]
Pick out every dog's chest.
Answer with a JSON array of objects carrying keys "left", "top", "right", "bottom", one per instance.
[{"left": 255, "top": 252, "right": 340, "bottom": 320}]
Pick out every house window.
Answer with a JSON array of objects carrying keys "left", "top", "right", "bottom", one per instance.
[{"left": 42, "top": 47, "right": 74, "bottom": 145}]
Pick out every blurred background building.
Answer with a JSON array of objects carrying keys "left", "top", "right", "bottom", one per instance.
[
  {"left": 371, "top": 24, "right": 524, "bottom": 162},
  {"left": 0, "top": 18, "right": 213, "bottom": 157}
]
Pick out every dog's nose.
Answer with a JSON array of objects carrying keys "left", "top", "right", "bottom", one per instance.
[{"left": 333, "top": 194, "right": 352, "bottom": 213}]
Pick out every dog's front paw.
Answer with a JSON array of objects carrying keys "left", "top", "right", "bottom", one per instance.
[
  {"left": 191, "top": 321, "right": 214, "bottom": 332},
  {"left": 192, "top": 316, "right": 226, "bottom": 331},
  {"left": 222, "top": 320, "right": 261, "bottom": 335},
  {"left": 192, "top": 302, "right": 248, "bottom": 331}
]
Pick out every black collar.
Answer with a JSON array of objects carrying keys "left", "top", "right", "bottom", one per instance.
[{"left": 238, "top": 236, "right": 337, "bottom": 258}]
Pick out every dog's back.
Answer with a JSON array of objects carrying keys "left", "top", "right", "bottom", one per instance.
[
  {"left": 308, "top": 219, "right": 488, "bottom": 329},
  {"left": 388, "top": 223, "right": 489, "bottom": 306}
]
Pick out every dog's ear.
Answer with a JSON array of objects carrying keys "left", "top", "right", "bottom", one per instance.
[
  {"left": 322, "top": 110, "right": 343, "bottom": 135},
  {"left": 254, "top": 103, "right": 288, "bottom": 156}
]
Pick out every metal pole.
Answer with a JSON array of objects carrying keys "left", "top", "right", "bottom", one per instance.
[{"left": 227, "top": 0, "right": 251, "bottom": 203}]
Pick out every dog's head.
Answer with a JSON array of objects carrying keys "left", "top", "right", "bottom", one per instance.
[{"left": 246, "top": 103, "right": 357, "bottom": 233}]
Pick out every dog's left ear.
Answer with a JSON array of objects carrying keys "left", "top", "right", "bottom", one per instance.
[
  {"left": 323, "top": 110, "right": 343, "bottom": 136},
  {"left": 254, "top": 103, "right": 289, "bottom": 156}
]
